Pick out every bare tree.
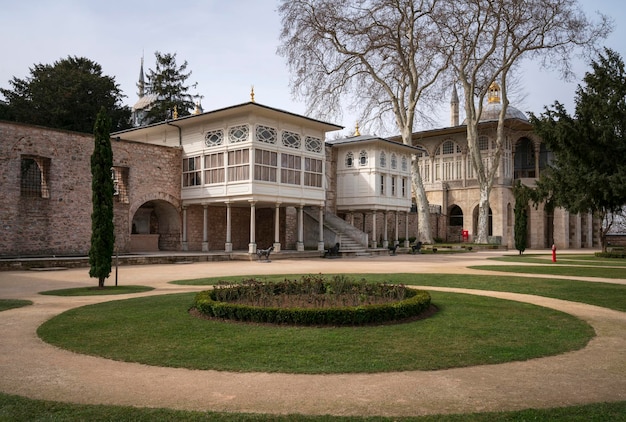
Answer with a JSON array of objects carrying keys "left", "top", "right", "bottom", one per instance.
[
  {"left": 278, "top": 0, "right": 450, "bottom": 243},
  {"left": 435, "top": 0, "right": 611, "bottom": 244}
]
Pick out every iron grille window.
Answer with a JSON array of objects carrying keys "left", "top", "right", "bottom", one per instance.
[{"left": 20, "top": 156, "right": 50, "bottom": 198}]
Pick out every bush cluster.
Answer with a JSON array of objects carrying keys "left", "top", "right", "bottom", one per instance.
[{"left": 192, "top": 275, "right": 431, "bottom": 326}]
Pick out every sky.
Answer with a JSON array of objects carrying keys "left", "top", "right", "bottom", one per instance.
[{"left": 1, "top": 0, "right": 624, "bottom": 136}]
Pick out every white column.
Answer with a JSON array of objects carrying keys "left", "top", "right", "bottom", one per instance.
[
  {"left": 349, "top": 212, "right": 354, "bottom": 226},
  {"left": 181, "top": 206, "right": 188, "bottom": 251},
  {"left": 404, "top": 212, "right": 410, "bottom": 247},
  {"left": 273, "top": 203, "right": 281, "bottom": 252},
  {"left": 248, "top": 201, "right": 256, "bottom": 253},
  {"left": 394, "top": 211, "right": 399, "bottom": 246},
  {"left": 318, "top": 206, "right": 325, "bottom": 251},
  {"left": 225, "top": 202, "right": 232, "bottom": 252},
  {"left": 383, "top": 211, "right": 389, "bottom": 248},
  {"left": 202, "top": 204, "right": 209, "bottom": 252},
  {"left": 297, "top": 205, "right": 304, "bottom": 251},
  {"left": 371, "top": 211, "right": 377, "bottom": 248}
]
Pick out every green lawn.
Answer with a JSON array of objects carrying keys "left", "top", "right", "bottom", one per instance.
[
  {"left": 0, "top": 299, "right": 32, "bottom": 312},
  {"left": 1, "top": 392, "right": 624, "bottom": 421},
  {"left": 470, "top": 264, "right": 626, "bottom": 279},
  {"left": 39, "top": 285, "right": 154, "bottom": 296},
  {"left": 38, "top": 289, "right": 593, "bottom": 373},
  {"left": 489, "top": 253, "right": 626, "bottom": 266}
]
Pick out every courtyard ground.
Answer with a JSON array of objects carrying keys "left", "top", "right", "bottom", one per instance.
[{"left": 0, "top": 249, "right": 625, "bottom": 417}]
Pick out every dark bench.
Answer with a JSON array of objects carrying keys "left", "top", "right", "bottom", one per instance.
[
  {"left": 324, "top": 242, "right": 340, "bottom": 258},
  {"left": 411, "top": 241, "right": 423, "bottom": 254},
  {"left": 256, "top": 245, "right": 274, "bottom": 262},
  {"left": 388, "top": 243, "right": 400, "bottom": 256}
]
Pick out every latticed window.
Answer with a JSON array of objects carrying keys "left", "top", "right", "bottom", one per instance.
[
  {"left": 204, "top": 153, "right": 225, "bottom": 184},
  {"left": 254, "top": 149, "right": 277, "bottom": 182},
  {"left": 380, "top": 151, "right": 386, "bottom": 167},
  {"left": 391, "top": 176, "right": 396, "bottom": 196},
  {"left": 305, "top": 136, "right": 322, "bottom": 152},
  {"left": 379, "top": 174, "right": 385, "bottom": 195},
  {"left": 111, "top": 166, "right": 129, "bottom": 203},
  {"left": 304, "top": 157, "right": 323, "bottom": 187},
  {"left": 205, "top": 129, "right": 223, "bottom": 147},
  {"left": 478, "top": 136, "right": 489, "bottom": 151},
  {"left": 256, "top": 125, "right": 277, "bottom": 144},
  {"left": 281, "top": 153, "right": 301, "bottom": 184},
  {"left": 402, "top": 178, "right": 407, "bottom": 197},
  {"left": 282, "top": 130, "right": 301, "bottom": 149},
  {"left": 227, "top": 148, "right": 250, "bottom": 181},
  {"left": 401, "top": 155, "right": 408, "bottom": 171},
  {"left": 20, "top": 156, "right": 50, "bottom": 198},
  {"left": 391, "top": 153, "right": 397, "bottom": 169},
  {"left": 345, "top": 152, "right": 354, "bottom": 168},
  {"left": 228, "top": 125, "right": 249, "bottom": 143},
  {"left": 182, "top": 156, "right": 202, "bottom": 187}
]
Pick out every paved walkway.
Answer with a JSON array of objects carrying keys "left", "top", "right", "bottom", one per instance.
[{"left": 1, "top": 250, "right": 625, "bottom": 417}]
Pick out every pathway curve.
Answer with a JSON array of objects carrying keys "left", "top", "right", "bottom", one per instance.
[{"left": 1, "top": 251, "right": 625, "bottom": 417}]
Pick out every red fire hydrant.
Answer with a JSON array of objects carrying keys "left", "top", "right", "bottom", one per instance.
[{"left": 551, "top": 244, "right": 557, "bottom": 263}]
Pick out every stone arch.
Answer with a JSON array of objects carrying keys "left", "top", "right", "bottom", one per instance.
[
  {"left": 129, "top": 193, "right": 181, "bottom": 252},
  {"left": 448, "top": 204, "right": 464, "bottom": 242},
  {"left": 10, "top": 135, "right": 58, "bottom": 159}
]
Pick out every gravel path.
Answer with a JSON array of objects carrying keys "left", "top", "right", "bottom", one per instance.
[{"left": 1, "top": 251, "right": 625, "bottom": 417}]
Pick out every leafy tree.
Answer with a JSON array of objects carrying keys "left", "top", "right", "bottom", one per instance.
[
  {"left": 530, "top": 48, "right": 626, "bottom": 252},
  {"left": 144, "top": 51, "right": 198, "bottom": 123},
  {"left": 435, "top": 0, "right": 611, "bottom": 244},
  {"left": 278, "top": 0, "right": 451, "bottom": 243},
  {"left": 0, "top": 56, "right": 130, "bottom": 133},
  {"left": 89, "top": 107, "right": 115, "bottom": 288},
  {"left": 513, "top": 181, "right": 532, "bottom": 254}
]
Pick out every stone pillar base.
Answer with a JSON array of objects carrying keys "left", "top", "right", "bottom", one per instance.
[
  {"left": 273, "top": 242, "right": 281, "bottom": 252},
  {"left": 225, "top": 243, "right": 233, "bottom": 253},
  {"left": 296, "top": 242, "right": 304, "bottom": 252},
  {"left": 317, "top": 241, "right": 325, "bottom": 251},
  {"left": 202, "top": 242, "right": 208, "bottom": 252},
  {"left": 248, "top": 243, "right": 257, "bottom": 254}
]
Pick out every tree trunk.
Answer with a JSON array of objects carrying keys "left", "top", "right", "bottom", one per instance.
[
  {"left": 99, "top": 277, "right": 105, "bottom": 288},
  {"left": 411, "top": 161, "right": 434, "bottom": 244},
  {"left": 476, "top": 185, "right": 491, "bottom": 244}
]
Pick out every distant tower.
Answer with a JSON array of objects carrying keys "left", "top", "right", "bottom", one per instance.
[
  {"left": 131, "top": 56, "right": 158, "bottom": 127},
  {"left": 450, "top": 84, "right": 459, "bottom": 127},
  {"left": 137, "top": 56, "right": 146, "bottom": 98}
]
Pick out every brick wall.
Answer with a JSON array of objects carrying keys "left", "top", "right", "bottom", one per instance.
[{"left": 0, "top": 121, "right": 181, "bottom": 257}]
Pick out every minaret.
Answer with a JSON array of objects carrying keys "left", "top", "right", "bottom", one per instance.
[
  {"left": 450, "top": 84, "right": 459, "bottom": 126},
  {"left": 488, "top": 81, "right": 501, "bottom": 104},
  {"left": 137, "top": 56, "right": 146, "bottom": 98}
]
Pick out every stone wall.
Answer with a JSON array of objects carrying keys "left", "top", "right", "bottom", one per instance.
[{"left": 0, "top": 121, "right": 181, "bottom": 257}]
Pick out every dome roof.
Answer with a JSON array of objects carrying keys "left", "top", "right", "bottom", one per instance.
[
  {"left": 480, "top": 101, "right": 528, "bottom": 121},
  {"left": 461, "top": 81, "right": 528, "bottom": 124}
]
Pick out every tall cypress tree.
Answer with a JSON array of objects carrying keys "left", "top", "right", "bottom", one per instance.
[{"left": 89, "top": 107, "right": 115, "bottom": 287}]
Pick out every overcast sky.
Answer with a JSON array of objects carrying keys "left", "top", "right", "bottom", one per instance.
[{"left": 1, "top": 0, "right": 624, "bottom": 136}]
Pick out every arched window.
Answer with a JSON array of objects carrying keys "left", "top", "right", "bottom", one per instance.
[
  {"left": 380, "top": 151, "right": 386, "bottom": 167},
  {"left": 449, "top": 205, "right": 463, "bottom": 226},
  {"left": 391, "top": 153, "right": 397, "bottom": 169},
  {"left": 415, "top": 149, "right": 430, "bottom": 182},
  {"left": 359, "top": 150, "right": 368, "bottom": 166},
  {"left": 435, "top": 140, "right": 462, "bottom": 181},
  {"left": 345, "top": 152, "right": 354, "bottom": 168}
]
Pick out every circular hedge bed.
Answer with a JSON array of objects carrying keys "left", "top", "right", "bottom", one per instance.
[{"left": 192, "top": 274, "right": 431, "bottom": 326}]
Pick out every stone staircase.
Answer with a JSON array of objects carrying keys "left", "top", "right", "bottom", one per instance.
[{"left": 304, "top": 208, "right": 374, "bottom": 257}]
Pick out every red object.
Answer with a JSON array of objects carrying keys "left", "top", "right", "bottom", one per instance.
[
  {"left": 462, "top": 230, "right": 469, "bottom": 242},
  {"left": 551, "top": 244, "right": 557, "bottom": 262}
]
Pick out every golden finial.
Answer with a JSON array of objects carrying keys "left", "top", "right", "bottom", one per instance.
[
  {"left": 250, "top": 85, "right": 255, "bottom": 102},
  {"left": 193, "top": 100, "right": 203, "bottom": 115},
  {"left": 173, "top": 105, "right": 178, "bottom": 119},
  {"left": 488, "top": 81, "right": 501, "bottom": 104},
  {"left": 353, "top": 121, "right": 361, "bottom": 136}
]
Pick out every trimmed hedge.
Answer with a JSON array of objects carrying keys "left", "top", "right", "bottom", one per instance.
[
  {"left": 595, "top": 251, "right": 626, "bottom": 259},
  {"left": 192, "top": 276, "right": 431, "bottom": 326}
]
